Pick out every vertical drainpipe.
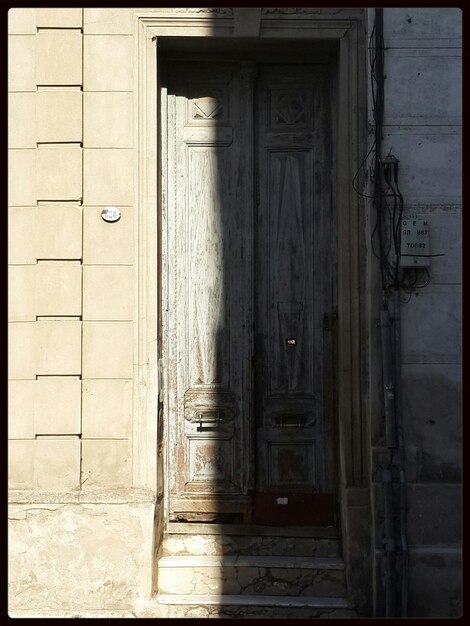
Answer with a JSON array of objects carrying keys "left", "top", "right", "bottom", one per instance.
[
  {"left": 394, "top": 289, "right": 408, "bottom": 616},
  {"left": 374, "top": 7, "right": 397, "bottom": 617},
  {"left": 375, "top": 8, "right": 408, "bottom": 613}
]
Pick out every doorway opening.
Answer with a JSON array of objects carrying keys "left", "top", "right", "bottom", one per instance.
[{"left": 160, "top": 41, "right": 339, "bottom": 529}]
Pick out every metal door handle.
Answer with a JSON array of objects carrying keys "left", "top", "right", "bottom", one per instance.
[
  {"left": 196, "top": 411, "right": 223, "bottom": 431},
  {"left": 273, "top": 416, "right": 306, "bottom": 428}
]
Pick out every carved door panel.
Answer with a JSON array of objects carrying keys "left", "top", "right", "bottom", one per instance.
[
  {"left": 164, "top": 60, "right": 335, "bottom": 521},
  {"left": 165, "top": 61, "right": 254, "bottom": 519},
  {"left": 254, "top": 65, "right": 336, "bottom": 513}
]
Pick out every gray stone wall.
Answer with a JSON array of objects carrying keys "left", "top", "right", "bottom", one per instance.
[{"left": 371, "top": 8, "right": 462, "bottom": 617}]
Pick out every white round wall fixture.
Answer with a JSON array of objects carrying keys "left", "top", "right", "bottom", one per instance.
[{"left": 101, "top": 207, "right": 121, "bottom": 222}]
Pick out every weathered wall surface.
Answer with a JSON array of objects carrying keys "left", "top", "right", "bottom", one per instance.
[
  {"left": 370, "top": 8, "right": 462, "bottom": 617},
  {"left": 8, "top": 491, "right": 155, "bottom": 617}
]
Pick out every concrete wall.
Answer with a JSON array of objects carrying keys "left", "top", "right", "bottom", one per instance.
[{"left": 370, "top": 8, "right": 462, "bottom": 617}]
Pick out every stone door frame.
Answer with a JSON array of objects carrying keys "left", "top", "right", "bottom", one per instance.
[{"left": 133, "top": 8, "right": 371, "bottom": 612}]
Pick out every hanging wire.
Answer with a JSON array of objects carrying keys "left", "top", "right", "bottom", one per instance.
[{"left": 352, "top": 20, "right": 430, "bottom": 296}]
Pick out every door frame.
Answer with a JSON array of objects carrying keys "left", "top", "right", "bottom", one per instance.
[{"left": 133, "top": 7, "right": 371, "bottom": 612}]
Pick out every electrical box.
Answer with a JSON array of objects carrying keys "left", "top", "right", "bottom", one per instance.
[{"left": 400, "top": 215, "right": 430, "bottom": 267}]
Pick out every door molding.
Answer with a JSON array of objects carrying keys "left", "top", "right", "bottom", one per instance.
[{"left": 134, "top": 6, "right": 371, "bottom": 611}]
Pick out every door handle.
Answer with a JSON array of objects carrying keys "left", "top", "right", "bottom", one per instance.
[
  {"left": 196, "top": 411, "right": 223, "bottom": 431},
  {"left": 273, "top": 416, "right": 306, "bottom": 428}
]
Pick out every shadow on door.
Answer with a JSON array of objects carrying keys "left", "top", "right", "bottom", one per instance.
[{"left": 160, "top": 40, "right": 338, "bottom": 531}]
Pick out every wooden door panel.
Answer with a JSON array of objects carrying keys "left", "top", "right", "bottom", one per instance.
[
  {"left": 267, "top": 151, "right": 315, "bottom": 396},
  {"left": 165, "top": 62, "right": 254, "bottom": 518},
  {"left": 164, "top": 60, "right": 335, "bottom": 521},
  {"left": 255, "top": 66, "right": 334, "bottom": 500}
]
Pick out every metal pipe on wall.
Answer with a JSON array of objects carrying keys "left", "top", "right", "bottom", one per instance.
[
  {"left": 380, "top": 309, "right": 397, "bottom": 449},
  {"left": 373, "top": 7, "right": 398, "bottom": 618},
  {"left": 393, "top": 289, "right": 408, "bottom": 616}
]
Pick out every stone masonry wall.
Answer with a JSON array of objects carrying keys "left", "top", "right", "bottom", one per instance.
[
  {"left": 370, "top": 8, "right": 462, "bottom": 617},
  {"left": 8, "top": 9, "right": 156, "bottom": 616},
  {"left": 8, "top": 7, "right": 135, "bottom": 491}
]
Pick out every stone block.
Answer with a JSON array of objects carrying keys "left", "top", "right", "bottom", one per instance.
[
  {"left": 9, "top": 208, "right": 37, "bottom": 264},
  {"left": 8, "top": 500, "right": 155, "bottom": 612},
  {"left": 8, "top": 8, "right": 36, "bottom": 34},
  {"left": 36, "top": 8, "right": 83, "bottom": 28},
  {"left": 383, "top": 55, "right": 461, "bottom": 126},
  {"left": 402, "top": 364, "right": 461, "bottom": 451},
  {"left": 36, "top": 30, "right": 82, "bottom": 86},
  {"left": 36, "top": 144, "right": 82, "bottom": 201},
  {"left": 8, "top": 265, "right": 35, "bottom": 321},
  {"left": 407, "top": 547, "right": 461, "bottom": 617},
  {"left": 84, "top": 8, "right": 134, "bottom": 34},
  {"left": 381, "top": 128, "right": 461, "bottom": 205},
  {"left": 401, "top": 285, "right": 461, "bottom": 364},
  {"left": 415, "top": 446, "right": 461, "bottom": 483},
  {"left": 84, "top": 92, "right": 133, "bottom": 148},
  {"left": 34, "top": 379, "right": 81, "bottom": 435},
  {"left": 8, "top": 380, "right": 36, "bottom": 439},
  {"left": 83, "top": 149, "right": 134, "bottom": 205},
  {"left": 35, "top": 262, "right": 82, "bottom": 317},
  {"left": 384, "top": 8, "right": 462, "bottom": 45},
  {"left": 157, "top": 557, "right": 346, "bottom": 597},
  {"left": 37, "top": 89, "right": 82, "bottom": 143},
  {"left": 405, "top": 441, "right": 461, "bottom": 486},
  {"left": 82, "top": 322, "right": 133, "bottom": 378},
  {"left": 36, "top": 205, "right": 83, "bottom": 260},
  {"left": 82, "top": 379, "right": 132, "bottom": 438},
  {"left": 8, "top": 440, "right": 35, "bottom": 489},
  {"left": 84, "top": 35, "right": 133, "bottom": 91},
  {"left": 35, "top": 437, "right": 81, "bottom": 489},
  {"left": 83, "top": 207, "right": 133, "bottom": 265},
  {"left": 35, "top": 320, "right": 82, "bottom": 375},
  {"left": 407, "top": 483, "right": 461, "bottom": 545},
  {"left": 8, "top": 149, "right": 36, "bottom": 206},
  {"left": 83, "top": 266, "right": 134, "bottom": 321},
  {"left": 8, "top": 93, "right": 36, "bottom": 148},
  {"left": 8, "top": 35, "right": 36, "bottom": 91},
  {"left": 426, "top": 209, "right": 462, "bottom": 285},
  {"left": 8, "top": 322, "right": 36, "bottom": 379},
  {"left": 81, "top": 439, "right": 131, "bottom": 487}
]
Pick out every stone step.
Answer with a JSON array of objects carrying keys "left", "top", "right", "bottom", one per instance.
[
  {"left": 157, "top": 555, "right": 346, "bottom": 597},
  {"left": 163, "top": 523, "right": 341, "bottom": 557},
  {"left": 165, "top": 522, "right": 339, "bottom": 537},
  {"left": 153, "top": 594, "right": 356, "bottom": 618}
]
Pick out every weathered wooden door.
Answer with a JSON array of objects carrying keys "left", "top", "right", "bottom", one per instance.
[
  {"left": 253, "top": 66, "right": 336, "bottom": 523},
  {"left": 163, "top": 58, "right": 335, "bottom": 522}
]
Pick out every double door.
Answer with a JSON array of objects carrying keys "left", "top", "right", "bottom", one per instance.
[{"left": 163, "top": 58, "right": 336, "bottom": 522}]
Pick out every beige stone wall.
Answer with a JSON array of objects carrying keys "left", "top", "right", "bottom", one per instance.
[
  {"left": 8, "top": 8, "right": 135, "bottom": 491},
  {"left": 8, "top": 9, "right": 159, "bottom": 615},
  {"left": 8, "top": 491, "right": 156, "bottom": 617}
]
